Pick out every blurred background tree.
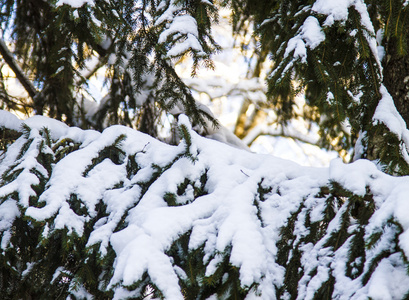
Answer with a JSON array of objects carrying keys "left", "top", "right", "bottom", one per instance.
[{"left": 2, "top": 0, "right": 409, "bottom": 173}]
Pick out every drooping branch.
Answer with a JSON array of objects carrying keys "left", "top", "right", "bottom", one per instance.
[{"left": 0, "top": 39, "right": 37, "bottom": 99}]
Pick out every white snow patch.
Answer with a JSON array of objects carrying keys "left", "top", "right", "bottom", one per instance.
[
  {"left": 285, "top": 16, "right": 325, "bottom": 63},
  {"left": 56, "top": 0, "right": 94, "bottom": 7}
]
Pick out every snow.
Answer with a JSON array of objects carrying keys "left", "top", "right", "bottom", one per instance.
[
  {"left": 285, "top": 16, "right": 325, "bottom": 63},
  {"left": 353, "top": 0, "right": 383, "bottom": 69},
  {"left": 329, "top": 158, "right": 378, "bottom": 196},
  {"left": 174, "top": 10, "right": 337, "bottom": 166},
  {"left": 366, "top": 254, "right": 409, "bottom": 300},
  {"left": 24, "top": 115, "right": 70, "bottom": 140},
  {"left": 0, "top": 110, "right": 22, "bottom": 131},
  {"left": 156, "top": 2, "right": 205, "bottom": 58},
  {"left": 109, "top": 229, "right": 184, "bottom": 299},
  {"left": 2, "top": 112, "right": 409, "bottom": 298},
  {"left": 158, "top": 15, "right": 198, "bottom": 44},
  {"left": 312, "top": 0, "right": 352, "bottom": 23},
  {"left": 2, "top": 0, "right": 409, "bottom": 296},
  {"left": 55, "top": 0, "right": 94, "bottom": 7},
  {"left": 373, "top": 85, "right": 408, "bottom": 140},
  {"left": 300, "top": 16, "right": 326, "bottom": 49},
  {"left": 0, "top": 199, "right": 20, "bottom": 249},
  {"left": 284, "top": 0, "right": 379, "bottom": 68},
  {"left": 372, "top": 85, "right": 409, "bottom": 164}
]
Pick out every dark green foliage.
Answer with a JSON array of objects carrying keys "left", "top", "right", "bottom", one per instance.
[
  {"left": 0, "top": 128, "right": 21, "bottom": 152},
  {"left": 0, "top": 125, "right": 116, "bottom": 298},
  {"left": 164, "top": 172, "right": 208, "bottom": 207},
  {"left": 83, "top": 134, "right": 126, "bottom": 176},
  {"left": 276, "top": 204, "right": 305, "bottom": 300},
  {"left": 364, "top": 123, "right": 409, "bottom": 175},
  {"left": 264, "top": 3, "right": 380, "bottom": 151},
  {"left": 222, "top": 0, "right": 409, "bottom": 174},
  {"left": 3, "top": 1, "right": 409, "bottom": 296},
  {"left": 1, "top": 118, "right": 409, "bottom": 298},
  {"left": 126, "top": 153, "right": 141, "bottom": 179},
  {"left": 53, "top": 138, "right": 81, "bottom": 162},
  {"left": 273, "top": 181, "right": 390, "bottom": 299},
  {"left": 313, "top": 274, "right": 335, "bottom": 300},
  {"left": 178, "top": 121, "right": 199, "bottom": 162},
  {"left": 169, "top": 236, "right": 251, "bottom": 300},
  {"left": 0, "top": 0, "right": 219, "bottom": 135}
]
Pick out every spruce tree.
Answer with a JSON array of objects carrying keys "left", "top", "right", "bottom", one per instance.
[
  {"left": 0, "top": 0, "right": 218, "bottom": 134},
  {"left": 2, "top": 0, "right": 409, "bottom": 299},
  {"left": 225, "top": 0, "right": 409, "bottom": 174},
  {"left": 2, "top": 112, "right": 409, "bottom": 299}
]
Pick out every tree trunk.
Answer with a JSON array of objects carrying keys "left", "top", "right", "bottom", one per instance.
[{"left": 382, "top": 36, "right": 409, "bottom": 127}]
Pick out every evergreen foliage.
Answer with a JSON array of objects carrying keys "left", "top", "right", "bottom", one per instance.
[
  {"left": 3, "top": 0, "right": 409, "bottom": 299},
  {"left": 0, "top": 0, "right": 218, "bottom": 134},
  {"left": 3, "top": 0, "right": 409, "bottom": 172},
  {"left": 224, "top": 0, "right": 409, "bottom": 174},
  {"left": 1, "top": 114, "right": 409, "bottom": 299}
]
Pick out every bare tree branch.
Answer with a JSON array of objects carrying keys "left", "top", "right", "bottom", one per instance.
[
  {"left": 242, "top": 124, "right": 320, "bottom": 147},
  {"left": 0, "top": 39, "right": 37, "bottom": 99}
]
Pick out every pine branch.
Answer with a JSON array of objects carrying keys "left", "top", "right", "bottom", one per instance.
[
  {"left": 0, "top": 127, "right": 22, "bottom": 151},
  {"left": 76, "top": 37, "right": 115, "bottom": 86},
  {"left": 0, "top": 39, "right": 37, "bottom": 99}
]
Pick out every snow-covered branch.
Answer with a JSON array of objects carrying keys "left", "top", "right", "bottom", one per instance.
[{"left": 1, "top": 112, "right": 409, "bottom": 298}]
